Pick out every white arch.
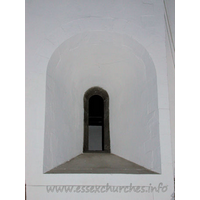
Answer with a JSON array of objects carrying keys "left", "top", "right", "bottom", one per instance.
[{"left": 43, "top": 31, "right": 161, "bottom": 173}]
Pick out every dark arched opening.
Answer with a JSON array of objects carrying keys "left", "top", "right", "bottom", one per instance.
[
  {"left": 83, "top": 87, "right": 110, "bottom": 153},
  {"left": 89, "top": 95, "right": 104, "bottom": 150}
]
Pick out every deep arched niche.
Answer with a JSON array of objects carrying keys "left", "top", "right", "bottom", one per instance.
[
  {"left": 83, "top": 87, "right": 110, "bottom": 153},
  {"left": 43, "top": 31, "right": 161, "bottom": 173}
]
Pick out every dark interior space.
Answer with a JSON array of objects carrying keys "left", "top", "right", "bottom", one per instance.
[
  {"left": 89, "top": 95, "right": 104, "bottom": 126},
  {"left": 88, "top": 95, "right": 104, "bottom": 151}
]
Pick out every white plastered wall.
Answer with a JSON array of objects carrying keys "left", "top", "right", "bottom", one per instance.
[
  {"left": 164, "top": 0, "right": 175, "bottom": 176},
  {"left": 44, "top": 31, "right": 161, "bottom": 173},
  {"left": 26, "top": 0, "right": 174, "bottom": 199}
]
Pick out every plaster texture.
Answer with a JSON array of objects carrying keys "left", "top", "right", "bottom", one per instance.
[
  {"left": 26, "top": 0, "right": 174, "bottom": 199},
  {"left": 164, "top": 0, "right": 175, "bottom": 175},
  {"left": 44, "top": 31, "right": 161, "bottom": 173}
]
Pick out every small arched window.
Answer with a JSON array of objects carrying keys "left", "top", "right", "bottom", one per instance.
[{"left": 83, "top": 87, "right": 110, "bottom": 153}]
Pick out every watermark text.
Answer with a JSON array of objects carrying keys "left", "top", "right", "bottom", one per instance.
[{"left": 46, "top": 182, "right": 168, "bottom": 193}]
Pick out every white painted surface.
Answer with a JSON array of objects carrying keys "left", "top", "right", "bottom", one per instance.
[
  {"left": 26, "top": 0, "right": 174, "bottom": 199},
  {"left": 164, "top": 0, "right": 175, "bottom": 175},
  {"left": 43, "top": 31, "right": 161, "bottom": 173}
]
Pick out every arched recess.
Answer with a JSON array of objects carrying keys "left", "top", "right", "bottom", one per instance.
[
  {"left": 43, "top": 31, "right": 161, "bottom": 173},
  {"left": 84, "top": 87, "right": 110, "bottom": 153}
]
